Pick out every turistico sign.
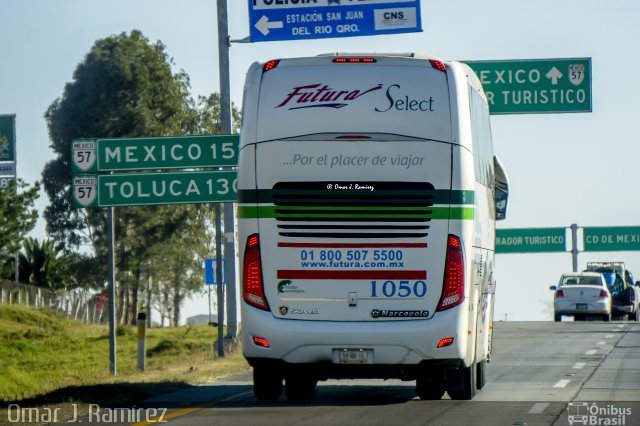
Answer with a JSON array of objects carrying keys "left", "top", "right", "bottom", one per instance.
[
  {"left": 496, "top": 228, "right": 567, "bottom": 253},
  {"left": 465, "top": 58, "right": 592, "bottom": 114}
]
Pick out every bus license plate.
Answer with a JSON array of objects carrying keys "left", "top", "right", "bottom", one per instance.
[
  {"left": 576, "top": 303, "right": 588, "bottom": 310},
  {"left": 337, "top": 349, "right": 369, "bottom": 364}
]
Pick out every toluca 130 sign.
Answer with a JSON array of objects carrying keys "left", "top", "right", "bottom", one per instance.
[{"left": 72, "top": 171, "right": 237, "bottom": 208}]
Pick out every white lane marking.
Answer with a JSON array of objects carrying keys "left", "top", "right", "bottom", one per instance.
[
  {"left": 554, "top": 379, "right": 571, "bottom": 388},
  {"left": 585, "top": 349, "right": 597, "bottom": 355},
  {"left": 528, "top": 403, "right": 549, "bottom": 414},
  {"left": 573, "top": 362, "right": 586, "bottom": 369},
  {"left": 606, "top": 334, "right": 614, "bottom": 338},
  {"left": 597, "top": 341, "right": 606, "bottom": 345}
]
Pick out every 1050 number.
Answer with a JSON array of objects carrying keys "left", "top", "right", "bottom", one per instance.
[{"left": 370, "top": 280, "right": 427, "bottom": 298}]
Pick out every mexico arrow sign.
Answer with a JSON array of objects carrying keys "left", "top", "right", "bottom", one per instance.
[{"left": 465, "top": 58, "right": 592, "bottom": 114}]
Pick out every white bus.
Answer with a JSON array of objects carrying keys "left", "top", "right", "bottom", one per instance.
[{"left": 238, "top": 53, "right": 509, "bottom": 401}]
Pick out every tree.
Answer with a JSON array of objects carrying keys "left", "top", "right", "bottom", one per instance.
[
  {"left": 0, "top": 179, "right": 40, "bottom": 279},
  {"left": 42, "top": 30, "right": 241, "bottom": 326},
  {"left": 17, "top": 238, "right": 67, "bottom": 289},
  {"left": 43, "top": 30, "right": 195, "bottom": 252}
]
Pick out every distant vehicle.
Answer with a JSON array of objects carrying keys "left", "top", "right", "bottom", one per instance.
[
  {"left": 550, "top": 272, "right": 611, "bottom": 322},
  {"left": 584, "top": 262, "right": 639, "bottom": 321},
  {"left": 238, "top": 53, "right": 510, "bottom": 402}
]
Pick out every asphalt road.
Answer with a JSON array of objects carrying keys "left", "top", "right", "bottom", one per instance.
[{"left": 116, "top": 321, "right": 639, "bottom": 426}]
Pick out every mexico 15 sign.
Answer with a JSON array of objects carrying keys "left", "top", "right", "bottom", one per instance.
[
  {"left": 496, "top": 228, "right": 567, "bottom": 253},
  {"left": 71, "top": 135, "right": 239, "bottom": 173},
  {"left": 73, "top": 171, "right": 237, "bottom": 208},
  {"left": 465, "top": 58, "right": 592, "bottom": 114},
  {"left": 248, "top": 0, "right": 422, "bottom": 43}
]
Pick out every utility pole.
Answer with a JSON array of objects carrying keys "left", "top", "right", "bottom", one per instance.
[
  {"left": 216, "top": 0, "right": 238, "bottom": 341},
  {"left": 107, "top": 207, "right": 117, "bottom": 375}
]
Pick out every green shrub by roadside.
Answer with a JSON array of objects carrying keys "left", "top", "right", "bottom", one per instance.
[{"left": 0, "top": 304, "right": 248, "bottom": 403}]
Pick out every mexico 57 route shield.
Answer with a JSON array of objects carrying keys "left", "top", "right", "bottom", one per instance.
[{"left": 248, "top": 0, "right": 422, "bottom": 42}]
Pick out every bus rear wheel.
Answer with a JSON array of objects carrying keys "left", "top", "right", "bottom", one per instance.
[
  {"left": 416, "top": 368, "right": 446, "bottom": 400},
  {"left": 447, "top": 364, "right": 476, "bottom": 400},
  {"left": 253, "top": 366, "right": 283, "bottom": 401},
  {"left": 284, "top": 374, "right": 317, "bottom": 401}
]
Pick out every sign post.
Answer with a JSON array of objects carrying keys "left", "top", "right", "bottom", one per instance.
[
  {"left": 465, "top": 58, "right": 592, "bottom": 114},
  {"left": 248, "top": 0, "right": 422, "bottom": 42}
]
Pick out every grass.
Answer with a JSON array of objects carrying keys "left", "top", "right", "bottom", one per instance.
[{"left": 0, "top": 304, "right": 249, "bottom": 419}]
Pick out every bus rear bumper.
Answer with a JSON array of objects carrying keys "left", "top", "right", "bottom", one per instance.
[{"left": 242, "top": 304, "right": 470, "bottom": 368}]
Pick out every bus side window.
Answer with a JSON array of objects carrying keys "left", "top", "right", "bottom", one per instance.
[{"left": 468, "top": 86, "right": 494, "bottom": 188}]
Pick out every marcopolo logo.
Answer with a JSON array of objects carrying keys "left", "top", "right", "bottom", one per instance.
[
  {"left": 276, "top": 83, "right": 382, "bottom": 110},
  {"left": 371, "top": 309, "right": 429, "bottom": 319}
]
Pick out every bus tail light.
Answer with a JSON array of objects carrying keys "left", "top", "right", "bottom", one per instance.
[
  {"left": 429, "top": 59, "right": 446, "bottom": 72},
  {"left": 437, "top": 337, "right": 454, "bottom": 348},
  {"left": 243, "top": 234, "right": 270, "bottom": 310},
  {"left": 263, "top": 59, "right": 280, "bottom": 73},
  {"left": 437, "top": 235, "right": 464, "bottom": 311},
  {"left": 333, "top": 57, "right": 377, "bottom": 63},
  {"left": 253, "top": 336, "right": 270, "bottom": 348}
]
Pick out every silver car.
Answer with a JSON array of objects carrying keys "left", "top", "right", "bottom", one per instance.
[{"left": 550, "top": 272, "right": 612, "bottom": 322}]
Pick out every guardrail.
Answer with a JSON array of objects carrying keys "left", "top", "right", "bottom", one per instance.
[{"left": 0, "top": 280, "right": 107, "bottom": 324}]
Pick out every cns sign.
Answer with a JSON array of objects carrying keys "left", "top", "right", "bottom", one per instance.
[{"left": 248, "top": 0, "right": 422, "bottom": 42}]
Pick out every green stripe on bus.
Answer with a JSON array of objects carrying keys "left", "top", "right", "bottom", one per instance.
[
  {"left": 237, "top": 205, "right": 474, "bottom": 220},
  {"left": 272, "top": 206, "right": 434, "bottom": 212}
]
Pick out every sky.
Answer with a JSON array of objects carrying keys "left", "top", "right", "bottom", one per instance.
[{"left": 2, "top": 0, "right": 640, "bottom": 322}]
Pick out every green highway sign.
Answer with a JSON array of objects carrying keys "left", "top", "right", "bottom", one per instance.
[
  {"left": 71, "top": 135, "right": 239, "bottom": 173},
  {"left": 72, "top": 170, "right": 237, "bottom": 208},
  {"left": 496, "top": 227, "right": 567, "bottom": 253},
  {"left": 583, "top": 226, "right": 640, "bottom": 252},
  {"left": 465, "top": 58, "right": 592, "bottom": 114},
  {"left": 0, "top": 177, "right": 13, "bottom": 189},
  {"left": 0, "top": 114, "right": 16, "bottom": 163}
]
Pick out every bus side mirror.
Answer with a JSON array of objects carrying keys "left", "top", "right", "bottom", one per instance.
[{"left": 494, "top": 155, "right": 509, "bottom": 221}]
